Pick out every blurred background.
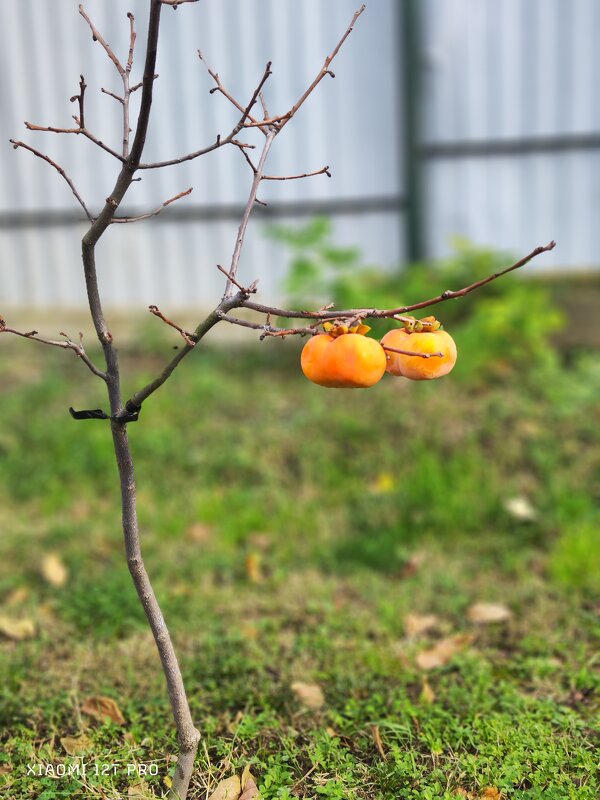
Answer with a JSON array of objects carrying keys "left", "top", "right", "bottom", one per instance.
[
  {"left": 1, "top": 3, "right": 599, "bottom": 798},
  {"left": 1, "top": 0, "right": 600, "bottom": 309}
]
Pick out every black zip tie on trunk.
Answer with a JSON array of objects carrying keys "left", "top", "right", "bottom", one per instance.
[{"left": 69, "top": 399, "right": 141, "bottom": 423}]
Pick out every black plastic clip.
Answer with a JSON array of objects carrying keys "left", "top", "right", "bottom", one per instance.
[
  {"left": 114, "top": 400, "right": 142, "bottom": 423},
  {"left": 69, "top": 407, "right": 110, "bottom": 421},
  {"left": 69, "top": 399, "right": 142, "bottom": 423}
]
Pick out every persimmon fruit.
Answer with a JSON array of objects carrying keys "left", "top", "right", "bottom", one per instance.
[
  {"left": 381, "top": 326, "right": 457, "bottom": 380},
  {"left": 301, "top": 331, "right": 387, "bottom": 388}
]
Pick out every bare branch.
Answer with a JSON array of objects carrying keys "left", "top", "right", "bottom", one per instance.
[
  {"left": 79, "top": 4, "right": 125, "bottom": 77},
  {"left": 223, "top": 130, "right": 276, "bottom": 298},
  {"left": 218, "top": 314, "right": 316, "bottom": 339},
  {"left": 101, "top": 87, "right": 124, "bottom": 104},
  {"left": 240, "top": 242, "right": 557, "bottom": 321},
  {"left": 70, "top": 74, "right": 87, "bottom": 129},
  {"left": 262, "top": 165, "right": 331, "bottom": 181},
  {"left": 160, "top": 0, "right": 200, "bottom": 6},
  {"left": 215, "top": 264, "right": 258, "bottom": 296},
  {"left": 24, "top": 120, "right": 126, "bottom": 163},
  {"left": 242, "top": 5, "right": 366, "bottom": 133},
  {"left": 382, "top": 345, "right": 443, "bottom": 359},
  {"left": 111, "top": 187, "right": 193, "bottom": 223},
  {"left": 148, "top": 305, "right": 197, "bottom": 347},
  {"left": 198, "top": 51, "right": 270, "bottom": 134},
  {"left": 0, "top": 323, "right": 107, "bottom": 380},
  {"left": 10, "top": 140, "right": 93, "bottom": 222}
]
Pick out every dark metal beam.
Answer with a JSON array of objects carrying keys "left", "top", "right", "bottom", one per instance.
[
  {"left": 421, "top": 133, "right": 600, "bottom": 159},
  {"left": 400, "top": 0, "right": 425, "bottom": 262}
]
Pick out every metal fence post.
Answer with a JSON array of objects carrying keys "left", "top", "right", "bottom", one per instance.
[{"left": 400, "top": 0, "right": 425, "bottom": 263}]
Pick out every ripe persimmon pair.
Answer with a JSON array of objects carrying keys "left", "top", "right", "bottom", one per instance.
[{"left": 301, "top": 317, "right": 457, "bottom": 388}]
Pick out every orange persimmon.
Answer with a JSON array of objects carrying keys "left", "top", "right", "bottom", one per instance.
[
  {"left": 301, "top": 332, "right": 387, "bottom": 388},
  {"left": 381, "top": 326, "right": 457, "bottom": 380}
]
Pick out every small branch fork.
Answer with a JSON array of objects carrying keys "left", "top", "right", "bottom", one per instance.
[{"left": 0, "top": 318, "right": 107, "bottom": 380}]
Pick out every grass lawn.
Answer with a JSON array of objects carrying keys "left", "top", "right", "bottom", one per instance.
[{"left": 0, "top": 329, "right": 599, "bottom": 799}]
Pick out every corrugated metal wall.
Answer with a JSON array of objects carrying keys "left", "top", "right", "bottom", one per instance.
[
  {"left": 422, "top": 0, "right": 600, "bottom": 276},
  {"left": 1, "top": 1, "right": 599, "bottom": 310},
  {"left": 0, "top": 0, "right": 401, "bottom": 309}
]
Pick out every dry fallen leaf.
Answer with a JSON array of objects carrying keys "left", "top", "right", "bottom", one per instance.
[
  {"left": 186, "top": 522, "right": 213, "bottom": 543},
  {"left": 0, "top": 615, "right": 36, "bottom": 641},
  {"left": 467, "top": 602, "right": 512, "bottom": 624},
  {"left": 371, "top": 725, "right": 387, "bottom": 760},
  {"left": 60, "top": 734, "right": 93, "bottom": 756},
  {"left": 291, "top": 681, "right": 325, "bottom": 710},
  {"left": 82, "top": 696, "right": 125, "bottom": 725},
  {"left": 369, "top": 471, "right": 395, "bottom": 494},
  {"left": 240, "top": 765, "right": 261, "bottom": 799},
  {"left": 128, "top": 780, "right": 152, "bottom": 798},
  {"left": 504, "top": 496, "right": 537, "bottom": 522},
  {"left": 0, "top": 764, "right": 13, "bottom": 776},
  {"left": 416, "top": 634, "right": 474, "bottom": 670},
  {"left": 404, "top": 613, "right": 439, "bottom": 637},
  {"left": 245, "top": 553, "right": 263, "bottom": 584},
  {"left": 419, "top": 678, "right": 436, "bottom": 704},
  {"left": 40, "top": 553, "right": 68, "bottom": 588},
  {"left": 481, "top": 789, "right": 502, "bottom": 800},
  {"left": 208, "top": 774, "right": 242, "bottom": 800},
  {"left": 5, "top": 586, "right": 29, "bottom": 606}
]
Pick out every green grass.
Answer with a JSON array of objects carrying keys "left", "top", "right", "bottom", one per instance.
[{"left": 0, "top": 330, "right": 599, "bottom": 799}]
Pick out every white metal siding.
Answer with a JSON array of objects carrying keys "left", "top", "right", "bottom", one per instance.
[{"left": 0, "top": 1, "right": 599, "bottom": 310}]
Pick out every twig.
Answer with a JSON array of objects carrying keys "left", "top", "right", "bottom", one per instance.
[
  {"left": 0, "top": 324, "right": 107, "bottom": 380},
  {"left": 215, "top": 264, "right": 257, "bottom": 296},
  {"left": 111, "top": 187, "right": 192, "bottom": 223},
  {"left": 239, "top": 242, "right": 557, "bottom": 320},
  {"left": 136, "top": 59, "right": 271, "bottom": 169},
  {"left": 262, "top": 165, "right": 331, "bottom": 180},
  {"left": 10, "top": 140, "right": 93, "bottom": 222},
  {"left": 198, "top": 52, "right": 270, "bottom": 135},
  {"left": 71, "top": 74, "right": 87, "bottom": 129},
  {"left": 243, "top": 5, "right": 366, "bottom": 133},
  {"left": 382, "top": 345, "right": 443, "bottom": 359},
  {"left": 148, "top": 305, "right": 197, "bottom": 347},
  {"left": 24, "top": 120, "right": 126, "bottom": 163},
  {"left": 160, "top": 0, "right": 200, "bottom": 6},
  {"left": 222, "top": 131, "right": 276, "bottom": 298},
  {"left": 79, "top": 4, "right": 125, "bottom": 77}
]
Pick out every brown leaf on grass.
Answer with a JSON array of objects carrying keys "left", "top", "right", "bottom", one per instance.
[
  {"left": 186, "top": 522, "right": 213, "bottom": 543},
  {"left": 481, "top": 789, "right": 502, "bottom": 799},
  {"left": 371, "top": 725, "right": 387, "bottom": 760},
  {"left": 399, "top": 551, "right": 426, "bottom": 578},
  {"left": 419, "top": 678, "right": 436, "bottom": 704},
  {"left": 40, "top": 553, "right": 68, "bottom": 588},
  {"left": 128, "top": 781, "right": 152, "bottom": 799},
  {"left": 240, "top": 765, "right": 261, "bottom": 799},
  {"left": 416, "top": 634, "right": 474, "bottom": 670},
  {"left": 245, "top": 553, "right": 263, "bottom": 584},
  {"left": 60, "top": 734, "right": 93, "bottom": 755},
  {"left": 404, "top": 613, "right": 439, "bottom": 637},
  {"left": 82, "top": 696, "right": 125, "bottom": 725},
  {"left": 5, "top": 586, "right": 29, "bottom": 606},
  {"left": 467, "top": 603, "right": 512, "bottom": 624},
  {"left": 208, "top": 774, "right": 242, "bottom": 800},
  {"left": 0, "top": 764, "right": 13, "bottom": 775},
  {"left": 0, "top": 615, "right": 36, "bottom": 640},
  {"left": 291, "top": 681, "right": 325, "bottom": 710}
]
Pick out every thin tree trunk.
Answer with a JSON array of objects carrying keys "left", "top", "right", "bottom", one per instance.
[
  {"left": 77, "top": 3, "right": 200, "bottom": 795},
  {"left": 111, "top": 424, "right": 200, "bottom": 798}
]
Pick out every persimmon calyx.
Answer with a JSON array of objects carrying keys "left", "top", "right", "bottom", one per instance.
[
  {"left": 322, "top": 320, "right": 371, "bottom": 337},
  {"left": 399, "top": 315, "right": 441, "bottom": 334}
]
